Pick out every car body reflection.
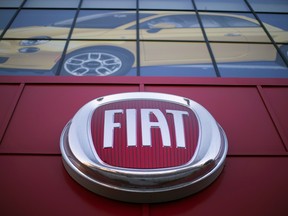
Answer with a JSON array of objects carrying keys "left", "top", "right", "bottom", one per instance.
[{"left": 0, "top": 11, "right": 287, "bottom": 76}]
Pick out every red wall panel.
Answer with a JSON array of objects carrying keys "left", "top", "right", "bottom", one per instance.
[
  {"left": 0, "top": 77, "right": 287, "bottom": 216},
  {"left": 1, "top": 155, "right": 287, "bottom": 216},
  {"left": 0, "top": 155, "right": 142, "bottom": 216},
  {"left": 262, "top": 87, "right": 288, "bottom": 150},
  {"left": 145, "top": 85, "right": 286, "bottom": 154},
  {"left": 149, "top": 157, "right": 288, "bottom": 216},
  {"left": 0, "top": 84, "right": 22, "bottom": 142},
  {"left": 0, "top": 84, "right": 139, "bottom": 154}
]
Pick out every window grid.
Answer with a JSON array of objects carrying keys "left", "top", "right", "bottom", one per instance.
[{"left": 0, "top": 0, "right": 287, "bottom": 77}]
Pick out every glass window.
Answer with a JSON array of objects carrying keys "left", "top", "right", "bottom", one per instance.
[
  {"left": 0, "top": 9, "right": 16, "bottom": 30},
  {"left": 0, "top": 0, "right": 23, "bottom": 7},
  {"left": 0, "top": 40, "right": 66, "bottom": 76},
  {"left": 201, "top": 13, "right": 271, "bottom": 43},
  {"left": 0, "top": 0, "right": 287, "bottom": 78},
  {"left": 139, "top": 0, "right": 193, "bottom": 10},
  {"left": 201, "top": 13, "right": 260, "bottom": 28},
  {"left": 136, "top": 12, "right": 204, "bottom": 41},
  {"left": 74, "top": 11, "right": 136, "bottom": 29},
  {"left": 217, "top": 16, "right": 259, "bottom": 28},
  {"left": 139, "top": 14, "right": 200, "bottom": 29},
  {"left": 140, "top": 42, "right": 216, "bottom": 77},
  {"left": 3, "top": 10, "right": 76, "bottom": 39},
  {"left": 195, "top": 0, "right": 249, "bottom": 11},
  {"left": 211, "top": 43, "right": 288, "bottom": 77},
  {"left": 60, "top": 41, "right": 137, "bottom": 76},
  {"left": 82, "top": 0, "right": 136, "bottom": 9},
  {"left": 278, "top": 44, "right": 288, "bottom": 65},
  {"left": 258, "top": 14, "right": 288, "bottom": 43},
  {"left": 248, "top": 0, "right": 288, "bottom": 12},
  {"left": 24, "top": 0, "right": 80, "bottom": 8},
  {"left": 71, "top": 10, "right": 137, "bottom": 39}
]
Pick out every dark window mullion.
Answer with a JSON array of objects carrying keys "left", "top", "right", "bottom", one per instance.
[
  {"left": 136, "top": 0, "right": 141, "bottom": 76},
  {"left": 243, "top": 0, "right": 288, "bottom": 67},
  {"left": 191, "top": 0, "right": 221, "bottom": 77},
  {"left": 55, "top": 0, "right": 84, "bottom": 76},
  {"left": 0, "top": 0, "right": 27, "bottom": 39}
]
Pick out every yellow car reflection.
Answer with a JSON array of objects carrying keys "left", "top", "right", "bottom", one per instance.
[{"left": 0, "top": 11, "right": 287, "bottom": 76}]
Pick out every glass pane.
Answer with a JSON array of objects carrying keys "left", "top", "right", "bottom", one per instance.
[
  {"left": 201, "top": 13, "right": 271, "bottom": 43},
  {"left": 278, "top": 44, "right": 288, "bottom": 66},
  {"left": 138, "top": 11, "right": 204, "bottom": 41},
  {"left": 211, "top": 43, "right": 288, "bottom": 78},
  {"left": 60, "top": 41, "right": 137, "bottom": 76},
  {"left": 71, "top": 10, "right": 136, "bottom": 39},
  {"left": 195, "top": 0, "right": 249, "bottom": 11},
  {"left": 258, "top": 14, "right": 288, "bottom": 43},
  {"left": 248, "top": 0, "right": 288, "bottom": 12},
  {"left": 0, "top": 9, "right": 16, "bottom": 30},
  {"left": 82, "top": 0, "right": 136, "bottom": 9},
  {"left": 0, "top": 0, "right": 23, "bottom": 7},
  {"left": 139, "top": 0, "right": 193, "bottom": 10},
  {"left": 0, "top": 39, "right": 66, "bottom": 76},
  {"left": 4, "top": 10, "right": 76, "bottom": 39},
  {"left": 140, "top": 42, "right": 216, "bottom": 77},
  {"left": 24, "top": 0, "right": 80, "bottom": 8}
]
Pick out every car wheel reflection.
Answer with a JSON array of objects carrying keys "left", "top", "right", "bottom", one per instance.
[
  {"left": 2, "top": 11, "right": 288, "bottom": 76},
  {"left": 63, "top": 47, "right": 134, "bottom": 76}
]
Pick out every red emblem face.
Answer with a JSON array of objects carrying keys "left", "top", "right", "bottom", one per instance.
[
  {"left": 61, "top": 92, "right": 228, "bottom": 203},
  {"left": 91, "top": 100, "right": 199, "bottom": 168}
]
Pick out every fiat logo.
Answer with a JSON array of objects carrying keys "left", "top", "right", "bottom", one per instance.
[{"left": 60, "top": 92, "right": 228, "bottom": 203}]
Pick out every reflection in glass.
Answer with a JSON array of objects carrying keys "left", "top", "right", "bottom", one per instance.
[
  {"left": 211, "top": 43, "right": 288, "bottom": 77},
  {"left": 4, "top": 10, "right": 76, "bottom": 39},
  {"left": 140, "top": 42, "right": 216, "bottom": 77},
  {"left": 61, "top": 41, "right": 136, "bottom": 76},
  {"left": 82, "top": 0, "right": 136, "bottom": 9},
  {"left": 248, "top": 0, "right": 288, "bottom": 12},
  {"left": 258, "top": 14, "right": 288, "bottom": 43},
  {"left": 200, "top": 13, "right": 270, "bottom": 43},
  {"left": 0, "top": 40, "right": 66, "bottom": 76},
  {"left": 24, "top": 0, "right": 80, "bottom": 8},
  {"left": 71, "top": 10, "right": 137, "bottom": 39},
  {"left": 278, "top": 44, "right": 288, "bottom": 66},
  {"left": 0, "top": 0, "right": 23, "bottom": 7},
  {"left": 0, "top": 10, "right": 16, "bottom": 30},
  {"left": 138, "top": 12, "right": 204, "bottom": 41},
  {"left": 195, "top": 0, "right": 249, "bottom": 11},
  {"left": 139, "top": 0, "right": 193, "bottom": 10}
]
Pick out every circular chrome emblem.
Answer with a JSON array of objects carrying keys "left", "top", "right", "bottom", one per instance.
[{"left": 60, "top": 92, "right": 228, "bottom": 203}]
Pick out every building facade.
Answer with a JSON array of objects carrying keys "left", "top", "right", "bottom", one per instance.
[{"left": 1, "top": 0, "right": 288, "bottom": 215}]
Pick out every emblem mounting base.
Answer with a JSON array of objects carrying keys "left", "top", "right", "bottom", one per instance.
[{"left": 60, "top": 92, "right": 228, "bottom": 203}]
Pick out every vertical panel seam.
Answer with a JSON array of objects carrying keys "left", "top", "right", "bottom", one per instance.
[
  {"left": 139, "top": 83, "right": 145, "bottom": 92},
  {"left": 257, "top": 85, "right": 288, "bottom": 151},
  {"left": 0, "top": 83, "right": 25, "bottom": 144},
  {"left": 142, "top": 203, "right": 150, "bottom": 216}
]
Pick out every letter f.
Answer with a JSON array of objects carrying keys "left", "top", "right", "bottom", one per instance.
[{"left": 103, "top": 109, "right": 123, "bottom": 148}]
